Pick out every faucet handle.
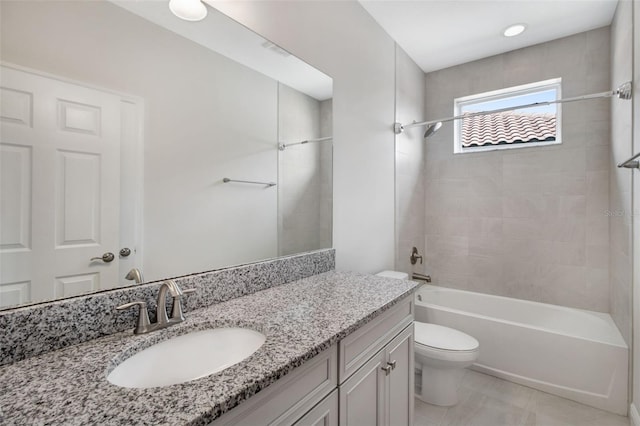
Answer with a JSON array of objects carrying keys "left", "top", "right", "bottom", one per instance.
[
  {"left": 182, "top": 288, "right": 197, "bottom": 295},
  {"left": 116, "top": 301, "right": 151, "bottom": 334},
  {"left": 410, "top": 247, "right": 423, "bottom": 265}
]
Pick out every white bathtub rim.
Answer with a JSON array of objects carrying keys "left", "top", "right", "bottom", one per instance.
[
  {"left": 418, "top": 300, "right": 627, "bottom": 349},
  {"left": 416, "top": 285, "right": 627, "bottom": 348},
  {"left": 418, "top": 283, "right": 618, "bottom": 324}
]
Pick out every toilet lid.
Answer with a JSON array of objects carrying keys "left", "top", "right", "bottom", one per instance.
[{"left": 414, "top": 322, "right": 479, "bottom": 351}]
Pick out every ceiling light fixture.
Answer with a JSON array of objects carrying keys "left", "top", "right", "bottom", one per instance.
[
  {"left": 169, "top": 0, "right": 207, "bottom": 22},
  {"left": 503, "top": 24, "right": 527, "bottom": 37}
]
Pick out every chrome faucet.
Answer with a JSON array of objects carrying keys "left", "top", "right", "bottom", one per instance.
[
  {"left": 125, "top": 268, "right": 144, "bottom": 284},
  {"left": 116, "top": 280, "right": 196, "bottom": 334}
]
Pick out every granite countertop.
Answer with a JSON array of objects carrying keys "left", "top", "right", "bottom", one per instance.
[{"left": 0, "top": 271, "right": 417, "bottom": 425}]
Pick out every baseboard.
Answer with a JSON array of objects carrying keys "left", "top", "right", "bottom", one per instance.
[{"left": 630, "top": 403, "right": 640, "bottom": 426}]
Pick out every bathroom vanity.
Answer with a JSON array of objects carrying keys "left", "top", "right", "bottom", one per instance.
[
  {"left": 212, "top": 292, "right": 414, "bottom": 426},
  {"left": 0, "top": 256, "right": 417, "bottom": 425}
]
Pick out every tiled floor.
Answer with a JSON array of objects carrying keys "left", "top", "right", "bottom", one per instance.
[{"left": 414, "top": 369, "right": 630, "bottom": 426}]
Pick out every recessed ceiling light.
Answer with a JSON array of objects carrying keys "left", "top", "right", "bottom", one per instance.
[
  {"left": 169, "top": 0, "right": 207, "bottom": 22},
  {"left": 503, "top": 24, "right": 527, "bottom": 37}
]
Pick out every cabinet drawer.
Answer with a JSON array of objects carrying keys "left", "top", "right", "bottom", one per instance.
[
  {"left": 339, "top": 295, "right": 413, "bottom": 383},
  {"left": 211, "top": 345, "right": 338, "bottom": 426}
]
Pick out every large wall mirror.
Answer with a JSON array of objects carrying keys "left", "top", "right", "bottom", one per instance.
[{"left": 0, "top": 0, "right": 333, "bottom": 309}]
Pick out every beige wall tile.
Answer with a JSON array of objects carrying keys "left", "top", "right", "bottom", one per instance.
[
  {"left": 502, "top": 218, "right": 542, "bottom": 240},
  {"left": 468, "top": 196, "right": 503, "bottom": 218},
  {"left": 586, "top": 244, "right": 609, "bottom": 270},
  {"left": 423, "top": 27, "right": 611, "bottom": 312},
  {"left": 468, "top": 217, "right": 503, "bottom": 238},
  {"left": 469, "top": 236, "right": 504, "bottom": 258}
]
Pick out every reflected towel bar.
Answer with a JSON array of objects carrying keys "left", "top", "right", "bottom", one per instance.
[
  {"left": 222, "top": 178, "right": 276, "bottom": 187},
  {"left": 617, "top": 152, "right": 640, "bottom": 169},
  {"left": 279, "top": 136, "right": 332, "bottom": 151}
]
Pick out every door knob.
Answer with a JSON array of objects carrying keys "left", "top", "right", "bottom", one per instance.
[{"left": 90, "top": 252, "right": 115, "bottom": 263}]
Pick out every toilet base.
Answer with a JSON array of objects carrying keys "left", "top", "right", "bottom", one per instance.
[{"left": 417, "top": 363, "right": 465, "bottom": 406}]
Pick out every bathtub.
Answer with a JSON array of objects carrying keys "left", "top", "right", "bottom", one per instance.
[{"left": 415, "top": 284, "right": 628, "bottom": 415}]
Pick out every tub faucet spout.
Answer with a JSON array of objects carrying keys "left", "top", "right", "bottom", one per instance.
[{"left": 412, "top": 272, "right": 431, "bottom": 283}]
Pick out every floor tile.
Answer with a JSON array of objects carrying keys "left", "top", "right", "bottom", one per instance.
[
  {"left": 413, "top": 370, "right": 630, "bottom": 426},
  {"left": 415, "top": 398, "right": 448, "bottom": 426},
  {"left": 528, "top": 389, "right": 629, "bottom": 426}
]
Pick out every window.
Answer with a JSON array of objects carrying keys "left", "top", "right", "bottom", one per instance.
[{"left": 453, "top": 78, "right": 562, "bottom": 153}]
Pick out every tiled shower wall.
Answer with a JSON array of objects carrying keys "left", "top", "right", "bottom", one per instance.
[
  {"left": 423, "top": 27, "right": 611, "bottom": 312},
  {"left": 610, "top": 0, "right": 633, "bottom": 345}
]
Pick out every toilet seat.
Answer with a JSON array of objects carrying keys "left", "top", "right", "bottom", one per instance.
[
  {"left": 415, "top": 341, "right": 479, "bottom": 363},
  {"left": 414, "top": 322, "right": 479, "bottom": 352}
]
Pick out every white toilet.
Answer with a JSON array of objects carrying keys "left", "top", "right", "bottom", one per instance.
[
  {"left": 376, "top": 271, "right": 480, "bottom": 406},
  {"left": 414, "top": 322, "right": 479, "bottom": 406}
]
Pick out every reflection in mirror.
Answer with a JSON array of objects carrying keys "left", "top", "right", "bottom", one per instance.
[
  {"left": 0, "top": 0, "right": 333, "bottom": 309},
  {"left": 278, "top": 84, "right": 333, "bottom": 256}
]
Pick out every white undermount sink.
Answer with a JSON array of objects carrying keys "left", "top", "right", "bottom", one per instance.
[{"left": 107, "top": 328, "right": 266, "bottom": 388}]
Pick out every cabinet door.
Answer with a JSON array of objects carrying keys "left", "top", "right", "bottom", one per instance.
[
  {"left": 294, "top": 389, "right": 338, "bottom": 426},
  {"left": 339, "top": 350, "right": 386, "bottom": 426},
  {"left": 386, "top": 325, "right": 414, "bottom": 426},
  {"left": 210, "top": 346, "right": 337, "bottom": 426}
]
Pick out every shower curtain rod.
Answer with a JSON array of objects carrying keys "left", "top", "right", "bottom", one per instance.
[
  {"left": 617, "top": 151, "right": 640, "bottom": 169},
  {"left": 393, "top": 81, "right": 632, "bottom": 135},
  {"left": 278, "top": 136, "right": 332, "bottom": 151}
]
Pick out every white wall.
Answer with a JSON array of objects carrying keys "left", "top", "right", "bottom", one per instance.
[
  {"left": 610, "top": 0, "right": 634, "bottom": 348},
  {"left": 395, "top": 46, "right": 426, "bottom": 275},
  {"left": 211, "top": 1, "right": 397, "bottom": 273},
  {"left": 278, "top": 83, "right": 331, "bottom": 255},
  {"left": 319, "top": 99, "right": 334, "bottom": 250},
  {"left": 1, "top": 1, "right": 279, "bottom": 282},
  {"left": 629, "top": 0, "right": 640, "bottom": 417}
]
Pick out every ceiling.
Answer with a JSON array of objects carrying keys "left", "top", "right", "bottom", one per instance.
[{"left": 359, "top": 0, "right": 619, "bottom": 73}]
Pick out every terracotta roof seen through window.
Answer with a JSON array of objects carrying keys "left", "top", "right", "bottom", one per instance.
[{"left": 461, "top": 111, "right": 556, "bottom": 147}]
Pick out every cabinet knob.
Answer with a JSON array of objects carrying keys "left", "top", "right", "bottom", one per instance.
[
  {"left": 381, "top": 365, "right": 392, "bottom": 375},
  {"left": 387, "top": 360, "right": 397, "bottom": 370}
]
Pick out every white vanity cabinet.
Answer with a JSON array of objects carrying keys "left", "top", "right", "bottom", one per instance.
[
  {"left": 338, "top": 298, "right": 414, "bottom": 426},
  {"left": 210, "top": 347, "right": 338, "bottom": 426},
  {"left": 210, "top": 295, "right": 414, "bottom": 426}
]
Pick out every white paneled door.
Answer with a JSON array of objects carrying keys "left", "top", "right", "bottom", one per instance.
[{"left": 0, "top": 65, "right": 121, "bottom": 307}]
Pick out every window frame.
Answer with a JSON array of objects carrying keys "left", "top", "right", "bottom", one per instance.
[{"left": 453, "top": 78, "right": 562, "bottom": 154}]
